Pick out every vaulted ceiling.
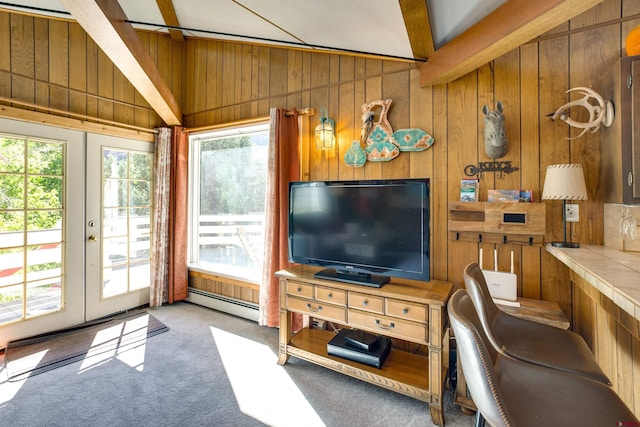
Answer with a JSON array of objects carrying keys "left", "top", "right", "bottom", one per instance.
[{"left": 1, "top": 0, "right": 607, "bottom": 125}]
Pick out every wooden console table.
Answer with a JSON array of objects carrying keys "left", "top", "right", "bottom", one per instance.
[{"left": 276, "top": 265, "right": 453, "bottom": 426}]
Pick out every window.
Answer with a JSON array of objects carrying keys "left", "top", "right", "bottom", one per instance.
[
  {"left": 102, "top": 148, "right": 153, "bottom": 297},
  {"left": 188, "top": 122, "right": 270, "bottom": 283},
  {"left": 0, "top": 134, "right": 65, "bottom": 324}
]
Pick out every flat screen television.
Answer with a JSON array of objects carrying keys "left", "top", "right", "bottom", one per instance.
[{"left": 288, "top": 178, "right": 430, "bottom": 287}]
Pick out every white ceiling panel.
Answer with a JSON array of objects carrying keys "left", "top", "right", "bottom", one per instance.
[
  {"left": 0, "top": 0, "right": 413, "bottom": 59},
  {"left": 0, "top": 0, "right": 507, "bottom": 60},
  {"left": 427, "top": 0, "right": 506, "bottom": 49},
  {"left": 0, "top": 0, "right": 69, "bottom": 19},
  {"left": 117, "top": 0, "right": 166, "bottom": 33},
  {"left": 169, "top": 0, "right": 302, "bottom": 44},
  {"left": 239, "top": 0, "right": 413, "bottom": 59}
]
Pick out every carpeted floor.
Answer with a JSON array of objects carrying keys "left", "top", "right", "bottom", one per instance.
[
  {"left": 0, "top": 301, "right": 474, "bottom": 427},
  {"left": 5, "top": 310, "right": 168, "bottom": 381}
]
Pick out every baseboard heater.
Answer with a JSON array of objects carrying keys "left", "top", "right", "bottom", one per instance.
[{"left": 187, "top": 288, "right": 259, "bottom": 322}]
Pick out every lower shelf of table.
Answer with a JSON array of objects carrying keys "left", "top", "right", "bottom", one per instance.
[{"left": 284, "top": 327, "right": 432, "bottom": 402}]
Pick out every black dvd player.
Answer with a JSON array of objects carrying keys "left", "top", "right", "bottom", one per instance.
[{"left": 327, "top": 329, "right": 391, "bottom": 369}]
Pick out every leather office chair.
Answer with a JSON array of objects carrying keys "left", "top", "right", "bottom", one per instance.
[
  {"left": 463, "top": 262, "right": 611, "bottom": 385},
  {"left": 448, "top": 289, "right": 638, "bottom": 427}
]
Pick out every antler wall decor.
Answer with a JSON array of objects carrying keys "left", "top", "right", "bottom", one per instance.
[{"left": 550, "top": 87, "right": 614, "bottom": 140}]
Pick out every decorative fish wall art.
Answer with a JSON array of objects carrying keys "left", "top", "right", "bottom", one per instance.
[{"left": 344, "top": 99, "right": 435, "bottom": 167}]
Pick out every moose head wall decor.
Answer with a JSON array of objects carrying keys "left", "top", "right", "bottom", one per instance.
[{"left": 483, "top": 101, "right": 508, "bottom": 158}]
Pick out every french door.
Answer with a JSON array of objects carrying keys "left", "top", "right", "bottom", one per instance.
[
  {"left": 0, "top": 119, "right": 154, "bottom": 347},
  {"left": 0, "top": 118, "right": 85, "bottom": 346},
  {"left": 85, "top": 133, "right": 154, "bottom": 321}
]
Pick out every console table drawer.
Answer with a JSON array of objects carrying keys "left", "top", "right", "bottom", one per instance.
[
  {"left": 287, "top": 296, "right": 347, "bottom": 323},
  {"left": 348, "top": 292, "right": 384, "bottom": 314},
  {"left": 386, "top": 299, "right": 428, "bottom": 323},
  {"left": 287, "top": 281, "right": 314, "bottom": 299},
  {"left": 316, "top": 286, "right": 347, "bottom": 306},
  {"left": 348, "top": 310, "right": 428, "bottom": 343}
]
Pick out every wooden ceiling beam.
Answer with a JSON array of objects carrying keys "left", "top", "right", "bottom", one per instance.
[
  {"left": 419, "top": 0, "right": 607, "bottom": 86},
  {"left": 60, "top": 0, "right": 182, "bottom": 125},
  {"left": 156, "top": 0, "right": 184, "bottom": 42},
  {"left": 399, "top": 0, "right": 434, "bottom": 62}
]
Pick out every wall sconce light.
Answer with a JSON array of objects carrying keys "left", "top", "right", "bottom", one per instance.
[
  {"left": 315, "top": 107, "right": 335, "bottom": 150},
  {"left": 542, "top": 164, "right": 588, "bottom": 248}
]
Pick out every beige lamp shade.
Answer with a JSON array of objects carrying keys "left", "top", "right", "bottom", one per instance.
[{"left": 542, "top": 164, "right": 588, "bottom": 201}]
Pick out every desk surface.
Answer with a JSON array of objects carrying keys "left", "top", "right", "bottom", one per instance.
[
  {"left": 498, "top": 297, "right": 570, "bottom": 329},
  {"left": 546, "top": 244, "right": 640, "bottom": 322}
]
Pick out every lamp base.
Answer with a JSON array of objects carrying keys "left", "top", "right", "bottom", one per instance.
[{"left": 551, "top": 241, "right": 580, "bottom": 248}]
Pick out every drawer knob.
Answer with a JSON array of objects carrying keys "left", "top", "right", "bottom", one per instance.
[
  {"left": 327, "top": 293, "right": 333, "bottom": 298},
  {"left": 375, "top": 319, "right": 395, "bottom": 330},
  {"left": 402, "top": 308, "right": 409, "bottom": 314},
  {"left": 297, "top": 287, "right": 302, "bottom": 292},
  {"left": 362, "top": 300, "right": 368, "bottom": 306},
  {"left": 306, "top": 303, "right": 322, "bottom": 313}
]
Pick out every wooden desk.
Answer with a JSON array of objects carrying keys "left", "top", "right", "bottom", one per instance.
[
  {"left": 276, "top": 265, "right": 453, "bottom": 426},
  {"left": 453, "top": 297, "right": 570, "bottom": 413},
  {"left": 497, "top": 297, "right": 570, "bottom": 330}
]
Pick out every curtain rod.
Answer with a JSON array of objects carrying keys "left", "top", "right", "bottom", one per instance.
[{"left": 184, "top": 108, "right": 314, "bottom": 134}]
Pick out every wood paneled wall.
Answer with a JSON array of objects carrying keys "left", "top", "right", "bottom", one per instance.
[
  {"left": 0, "top": 11, "right": 183, "bottom": 130},
  {"left": 181, "top": 1, "right": 640, "bottom": 317},
  {"left": 189, "top": 271, "right": 260, "bottom": 305},
  {"left": 2, "top": 3, "right": 640, "bottom": 317}
]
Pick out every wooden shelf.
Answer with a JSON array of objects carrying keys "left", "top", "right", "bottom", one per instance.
[
  {"left": 498, "top": 297, "right": 569, "bottom": 330},
  {"left": 449, "top": 202, "right": 545, "bottom": 244},
  {"left": 288, "top": 328, "right": 431, "bottom": 402}
]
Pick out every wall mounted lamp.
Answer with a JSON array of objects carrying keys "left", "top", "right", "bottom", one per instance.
[
  {"left": 542, "top": 164, "right": 588, "bottom": 248},
  {"left": 315, "top": 107, "right": 335, "bottom": 150}
]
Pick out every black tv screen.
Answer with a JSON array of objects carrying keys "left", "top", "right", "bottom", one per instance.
[{"left": 288, "top": 179, "right": 430, "bottom": 287}]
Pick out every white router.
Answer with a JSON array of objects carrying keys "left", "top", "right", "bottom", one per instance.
[{"left": 480, "top": 248, "right": 519, "bottom": 304}]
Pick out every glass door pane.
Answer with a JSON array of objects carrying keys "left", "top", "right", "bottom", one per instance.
[
  {"left": 0, "top": 135, "right": 64, "bottom": 324},
  {"left": 86, "top": 133, "right": 153, "bottom": 321},
  {"left": 101, "top": 148, "right": 153, "bottom": 298}
]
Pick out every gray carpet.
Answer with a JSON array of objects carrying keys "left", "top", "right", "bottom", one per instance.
[
  {"left": 0, "top": 301, "right": 474, "bottom": 427},
  {"left": 5, "top": 310, "right": 168, "bottom": 381}
]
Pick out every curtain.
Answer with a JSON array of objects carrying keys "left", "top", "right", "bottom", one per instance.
[
  {"left": 150, "top": 126, "right": 189, "bottom": 307},
  {"left": 150, "top": 128, "right": 170, "bottom": 307},
  {"left": 259, "top": 108, "right": 302, "bottom": 330}
]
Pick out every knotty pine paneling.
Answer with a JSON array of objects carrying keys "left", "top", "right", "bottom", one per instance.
[
  {"left": 69, "top": 22, "right": 87, "bottom": 116},
  {"left": 182, "top": 0, "right": 634, "bottom": 312},
  {"left": 10, "top": 14, "right": 35, "bottom": 105},
  {"left": 570, "top": 1, "right": 621, "bottom": 247},
  {"left": 189, "top": 272, "right": 260, "bottom": 305},
  {"left": 1, "top": 11, "right": 181, "bottom": 129},
  {"left": 572, "top": 272, "right": 640, "bottom": 414},
  {"left": 2, "top": 2, "right": 638, "bottom": 317},
  {"left": 34, "top": 18, "right": 49, "bottom": 108},
  {"left": 0, "top": 13, "right": 9, "bottom": 72}
]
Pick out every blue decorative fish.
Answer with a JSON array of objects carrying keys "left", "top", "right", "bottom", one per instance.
[{"left": 392, "top": 129, "right": 434, "bottom": 151}]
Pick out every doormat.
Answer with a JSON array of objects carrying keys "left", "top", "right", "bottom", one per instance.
[{"left": 5, "top": 310, "right": 168, "bottom": 381}]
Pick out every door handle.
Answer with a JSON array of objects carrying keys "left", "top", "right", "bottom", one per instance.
[{"left": 88, "top": 235, "right": 97, "bottom": 242}]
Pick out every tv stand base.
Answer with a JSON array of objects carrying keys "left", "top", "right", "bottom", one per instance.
[
  {"left": 314, "top": 267, "right": 389, "bottom": 288},
  {"left": 277, "top": 265, "right": 453, "bottom": 426}
]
